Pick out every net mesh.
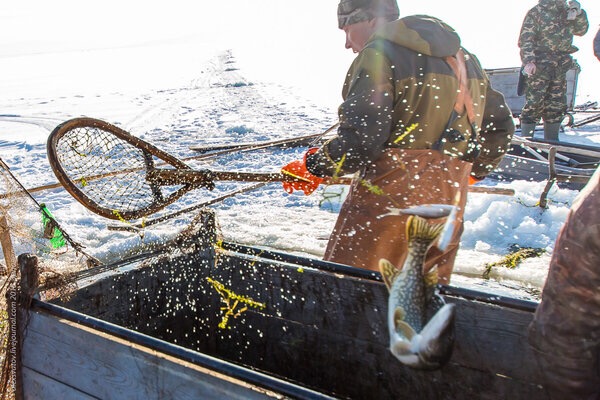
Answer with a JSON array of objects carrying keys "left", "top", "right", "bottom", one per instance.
[
  {"left": 0, "top": 161, "right": 98, "bottom": 399},
  {"left": 54, "top": 125, "right": 163, "bottom": 216}
]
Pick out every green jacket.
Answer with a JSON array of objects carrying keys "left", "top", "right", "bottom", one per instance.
[
  {"left": 307, "top": 15, "right": 514, "bottom": 179},
  {"left": 518, "top": 0, "right": 589, "bottom": 64}
]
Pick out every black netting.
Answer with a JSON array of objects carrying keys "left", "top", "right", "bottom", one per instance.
[{"left": 55, "top": 126, "right": 158, "bottom": 214}]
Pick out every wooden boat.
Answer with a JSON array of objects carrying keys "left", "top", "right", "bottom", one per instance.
[
  {"left": 482, "top": 64, "right": 599, "bottom": 191},
  {"left": 484, "top": 65, "right": 580, "bottom": 117},
  {"left": 490, "top": 136, "right": 600, "bottom": 191},
  {"left": 11, "top": 210, "right": 554, "bottom": 400}
]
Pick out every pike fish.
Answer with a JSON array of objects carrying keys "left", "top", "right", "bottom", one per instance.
[{"left": 379, "top": 215, "right": 456, "bottom": 370}]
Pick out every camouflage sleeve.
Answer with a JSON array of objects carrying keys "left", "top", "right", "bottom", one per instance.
[
  {"left": 568, "top": 9, "right": 589, "bottom": 37},
  {"left": 518, "top": 10, "right": 537, "bottom": 64},
  {"left": 306, "top": 47, "right": 395, "bottom": 177},
  {"left": 470, "top": 86, "right": 515, "bottom": 179}
]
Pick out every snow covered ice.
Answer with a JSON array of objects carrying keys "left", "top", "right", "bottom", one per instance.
[{"left": 1, "top": 1, "right": 600, "bottom": 301}]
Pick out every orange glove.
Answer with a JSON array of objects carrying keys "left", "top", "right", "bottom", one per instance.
[
  {"left": 469, "top": 175, "right": 484, "bottom": 185},
  {"left": 281, "top": 148, "right": 323, "bottom": 195}
]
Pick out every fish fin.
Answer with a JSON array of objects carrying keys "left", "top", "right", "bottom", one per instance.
[
  {"left": 437, "top": 206, "right": 459, "bottom": 252},
  {"left": 424, "top": 272, "right": 439, "bottom": 308},
  {"left": 415, "top": 303, "right": 456, "bottom": 370},
  {"left": 390, "top": 305, "right": 455, "bottom": 370},
  {"left": 424, "top": 268, "right": 439, "bottom": 288},
  {"left": 390, "top": 336, "right": 419, "bottom": 364},
  {"left": 407, "top": 215, "right": 445, "bottom": 245},
  {"left": 394, "top": 308, "right": 417, "bottom": 339},
  {"left": 426, "top": 293, "right": 446, "bottom": 320},
  {"left": 390, "top": 338, "right": 413, "bottom": 355},
  {"left": 379, "top": 258, "right": 401, "bottom": 291},
  {"left": 381, "top": 207, "right": 403, "bottom": 218},
  {"left": 437, "top": 192, "right": 461, "bottom": 251}
]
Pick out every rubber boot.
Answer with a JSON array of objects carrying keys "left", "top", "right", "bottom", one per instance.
[
  {"left": 520, "top": 122, "right": 536, "bottom": 138},
  {"left": 543, "top": 122, "right": 561, "bottom": 142}
]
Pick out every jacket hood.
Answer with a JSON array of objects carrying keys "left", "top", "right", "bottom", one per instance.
[{"left": 368, "top": 15, "right": 461, "bottom": 58}]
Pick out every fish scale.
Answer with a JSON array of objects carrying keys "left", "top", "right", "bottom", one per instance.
[
  {"left": 380, "top": 213, "right": 456, "bottom": 370},
  {"left": 388, "top": 225, "right": 440, "bottom": 333}
]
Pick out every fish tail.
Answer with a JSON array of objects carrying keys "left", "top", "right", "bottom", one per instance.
[
  {"left": 406, "top": 215, "right": 445, "bottom": 247},
  {"left": 390, "top": 303, "right": 456, "bottom": 370}
]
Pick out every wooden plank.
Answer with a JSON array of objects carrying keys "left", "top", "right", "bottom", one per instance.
[
  {"left": 193, "top": 296, "right": 546, "bottom": 399},
  {"left": 22, "top": 311, "right": 283, "bottom": 400},
  {"left": 492, "top": 155, "right": 590, "bottom": 190},
  {"left": 189, "top": 137, "right": 318, "bottom": 153},
  {"left": 0, "top": 215, "right": 16, "bottom": 273},
  {"left": 572, "top": 112, "right": 600, "bottom": 127},
  {"left": 188, "top": 123, "right": 338, "bottom": 154},
  {"left": 448, "top": 298, "right": 542, "bottom": 380},
  {"left": 52, "top": 245, "right": 548, "bottom": 399},
  {"left": 23, "top": 367, "right": 97, "bottom": 400},
  {"left": 512, "top": 136, "right": 600, "bottom": 160},
  {"left": 69, "top": 250, "right": 543, "bottom": 397},
  {"left": 210, "top": 255, "right": 544, "bottom": 379}
]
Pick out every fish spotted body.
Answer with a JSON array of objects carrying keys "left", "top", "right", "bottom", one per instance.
[{"left": 379, "top": 215, "right": 456, "bottom": 370}]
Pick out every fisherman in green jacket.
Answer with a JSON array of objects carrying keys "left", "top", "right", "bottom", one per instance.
[
  {"left": 518, "top": 0, "right": 589, "bottom": 141},
  {"left": 281, "top": 0, "right": 514, "bottom": 284}
]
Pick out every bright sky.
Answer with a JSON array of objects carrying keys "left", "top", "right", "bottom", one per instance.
[{"left": 1, "top": 0, "right": 598, "bottom": 108}]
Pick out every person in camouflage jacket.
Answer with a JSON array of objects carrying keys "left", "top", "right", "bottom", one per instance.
[
  {"left": 280, "top": 0, "right": 514, "bottom": 283},
  {"left": 518, "top": 0, "right": 588, "bottom": 141}
]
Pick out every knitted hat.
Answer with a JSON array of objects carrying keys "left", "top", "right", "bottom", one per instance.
[{"left": 337, "top": 0, "right": 399, "bottom": 29}]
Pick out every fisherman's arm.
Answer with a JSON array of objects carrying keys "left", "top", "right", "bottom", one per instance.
[
  {"left": 306, "top": 48, "right": 395, "bottom": 177},
  {"left": 566, "top": 1, "right": 589, "bottom": 36},
  {"left": 518, "top": 11, "right": 537, "bottom": 64},
  {"left": 470, "top": 87, "right": 515, "bottom": 179}
]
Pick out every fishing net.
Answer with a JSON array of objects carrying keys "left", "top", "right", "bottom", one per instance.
[
  {"left": 55, "top": 124, "right": 153, "bottom": 213},
  {"left": 0, "top": 150, "right": 239, "bottom": 399},
  {"left": 47, "top": 117, "right": 309, "bottom": 222},
  {"left": 0, "top": 159, "right": 100, "bottom": 400},
  {"left": 48, "top": 118, "right": 185, "bottom": 221}
]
